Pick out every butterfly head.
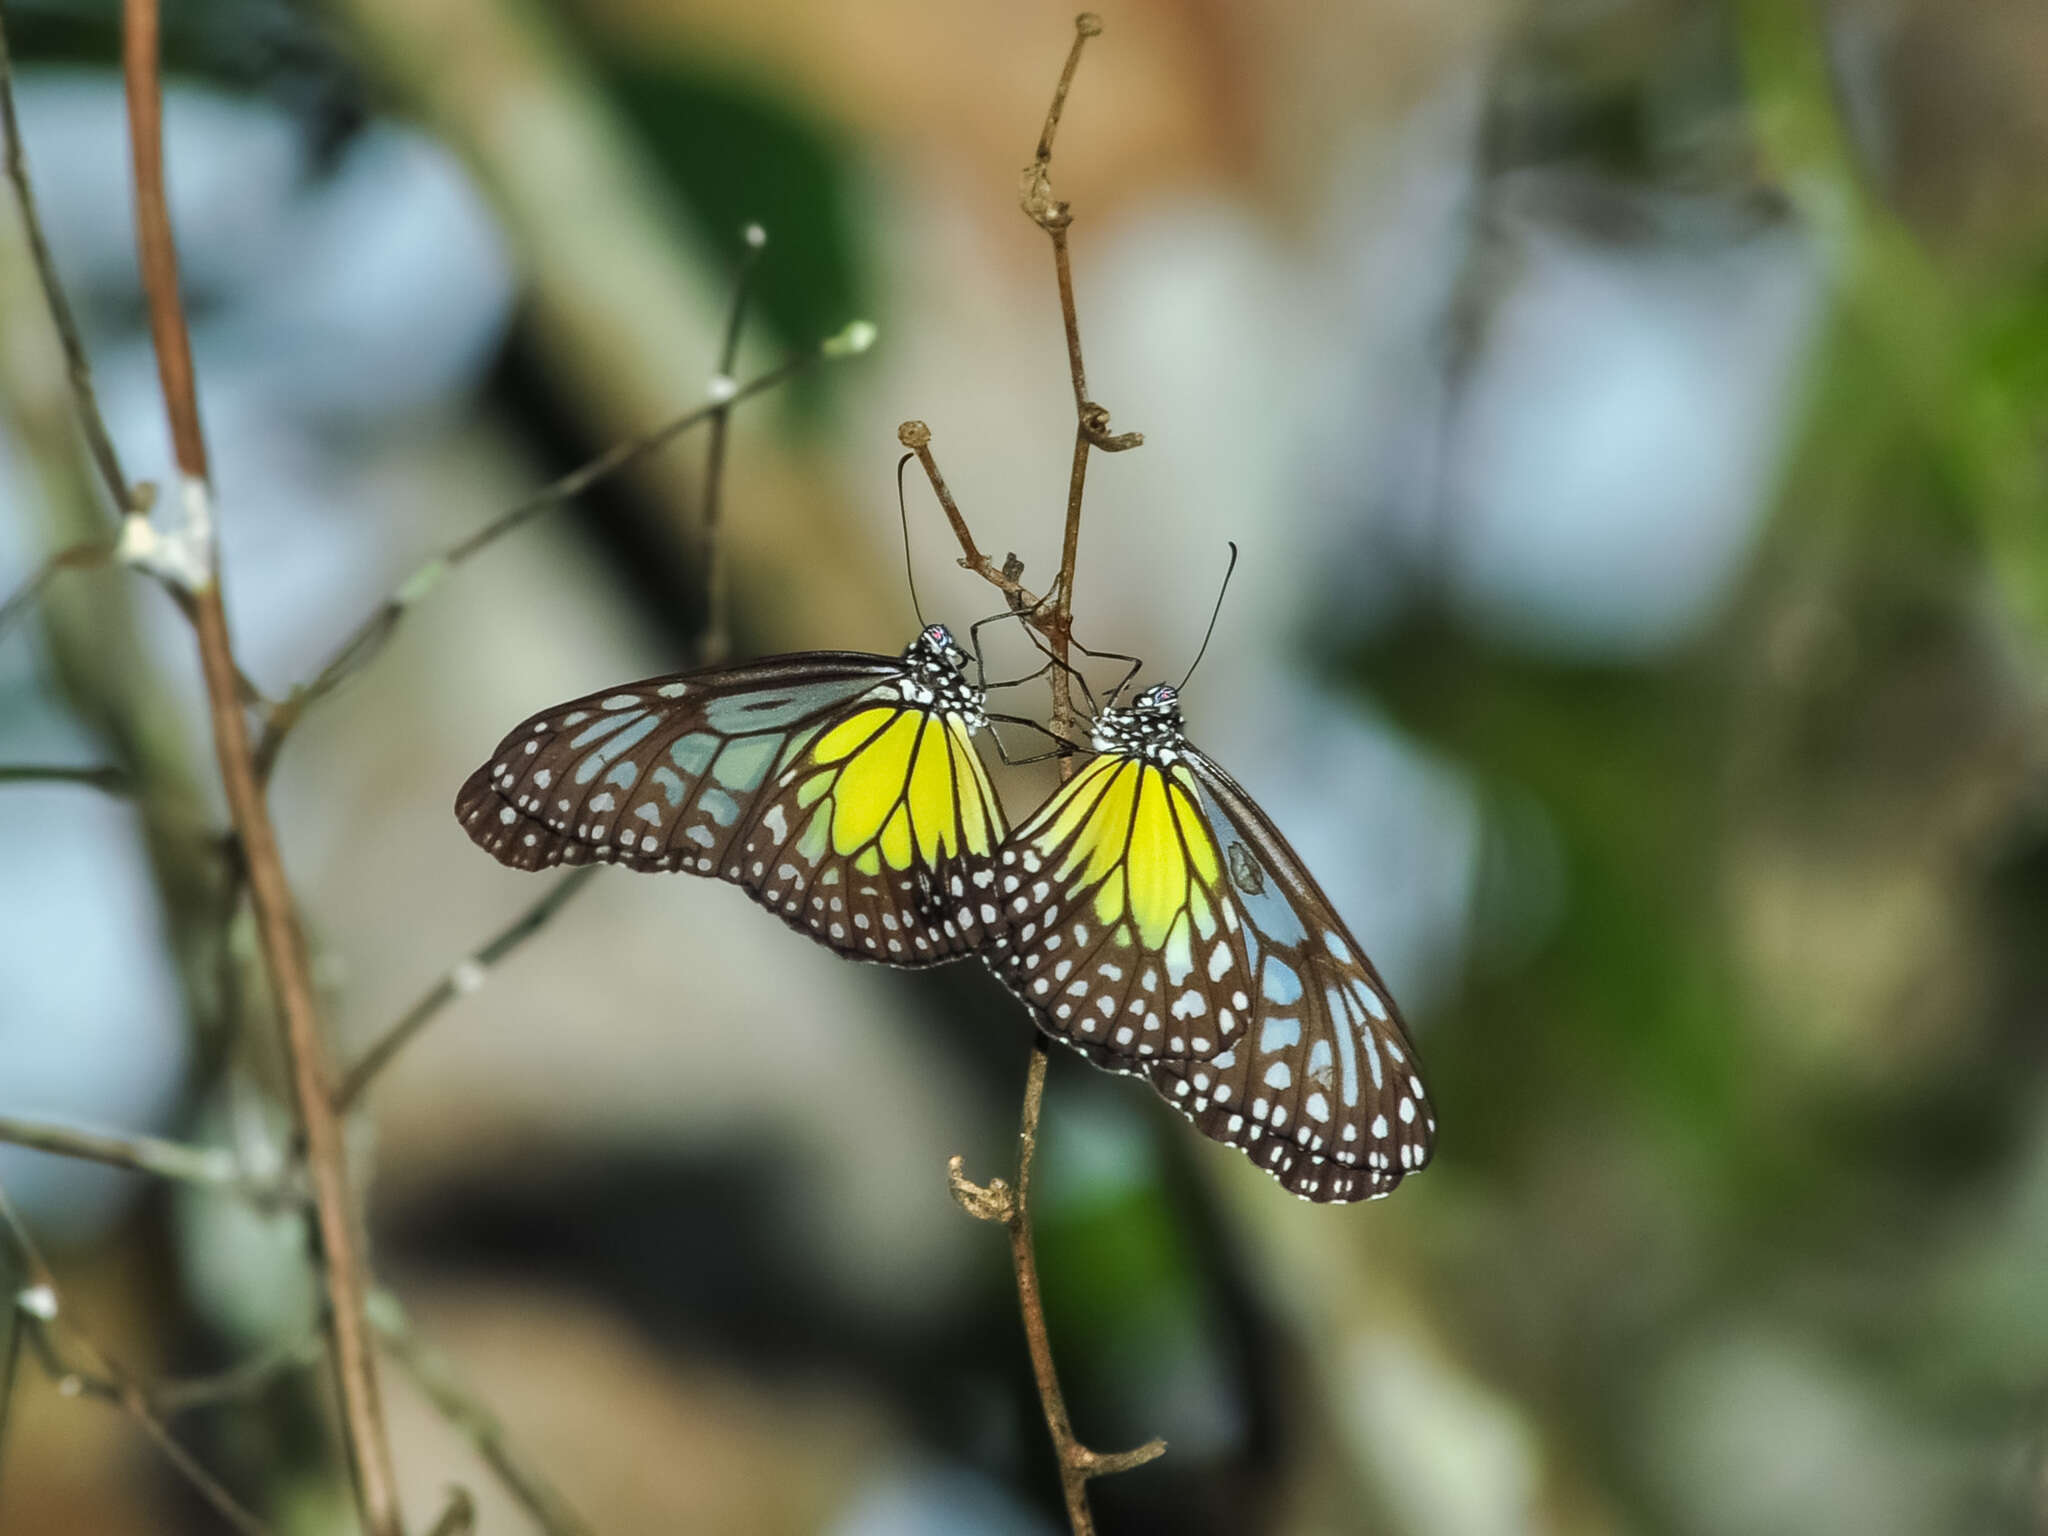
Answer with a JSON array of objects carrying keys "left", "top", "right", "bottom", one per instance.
[
  {"left": 914, "top": 622, "right": 969, "bottom": 669},
  {"left": 1093, "top": 682, "right": 1186, "bottom": 761},
  {"left": 898, "top": 623, "right": 984, "bottom": 716}
]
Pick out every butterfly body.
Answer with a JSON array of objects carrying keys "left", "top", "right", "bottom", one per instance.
[
  {"left": 986, "top": 683, "right": 1435, "bottom": 1203},
  {"left": 456, "top": 625, "right": 1008, "bottom": 966}
]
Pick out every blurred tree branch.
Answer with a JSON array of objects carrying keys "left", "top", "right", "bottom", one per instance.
[
  {"left": 0, "top": 1180, "right": 275, "bottom": 1536},
  {"left": 251, "top": 321, "right": 867, "bottom": 782},
  {"left": 336, "top": 864, "right": 601, "bottom": 1111},
  {"left": 0, "top": 762, "right": 131, "bottom": 793},
  {"left": 369, "top": 1291, "right": 596, "bottom": 1536},
  {"left": 423, "top": 1488, "right": 477, "bottom": 1536},
  {"left": 698, "top": 222, "right": 767, "bottom": 665},
  {"left": 0, "top": 1114, "right": 292, "bottom": 1201},
  {"left": 0, "top": 9, "right": 127, "bottom": 511},
  {"left": 2, "top": 2, "right": 855, "bottom": 1530}
]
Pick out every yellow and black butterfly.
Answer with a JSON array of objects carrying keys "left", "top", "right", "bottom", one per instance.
[
  {"left": 455, "top": 624, "right": 1010, "bottom": 966},
  {"left": 984, "top": 680, "right": 1434, "bottom": 1203}
]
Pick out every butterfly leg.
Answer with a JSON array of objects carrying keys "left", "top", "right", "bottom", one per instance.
[
  {"left": 1065, "top": 633, "right": 1145, "bottom": 708},
  {"left": 984, "top": 710, "right": 1082, "bottom": 766}
]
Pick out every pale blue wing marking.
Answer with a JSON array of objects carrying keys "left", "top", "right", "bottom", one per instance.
[
  {"left": 669, "top": 733, "right": 721, "bottom": 775},
  {"left": 712, "top": 733, "right": 782, "bottom": 793},
  {"left": 573, "top": 714, "right": 661, "bottom": 783}
]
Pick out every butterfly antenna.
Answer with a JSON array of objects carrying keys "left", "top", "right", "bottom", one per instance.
[
  {"left": 1178, "top": 541, "right": 1239, "bottom": 693},
  {"left": 896, "top": 452, "right": 929, "bottom": 631}
]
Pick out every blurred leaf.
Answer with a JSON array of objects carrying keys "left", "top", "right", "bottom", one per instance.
[
  {"left": 594, "top": 51, "right": 869, "bottom": 386},
  {"left": 1354, "top": 617, "right": 1748, "bottom": 1179}
]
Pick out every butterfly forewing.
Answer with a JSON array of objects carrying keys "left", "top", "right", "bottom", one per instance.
[
  {"left": 455, "top": 646, "right": 1008, "bottom": 965},
  {"left": 1135, "top": 747, "right": 1434, "bottom": 1202},
  {"left": 984, "top": 754, "right": 1256, "bottom": 1067}
]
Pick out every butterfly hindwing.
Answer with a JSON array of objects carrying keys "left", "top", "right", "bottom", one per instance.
[
  {"left": 985, "top": 680, "right": 1434, "bottom": 1205},
  {"left": 985, "top": 754, "right": 1255, "bottom": 1066},
  {"left": 727, "top": 697, "right": 1008, "bottom": 962},
  {"left": 1132, "top": 747, "right": 1435, "bottom": 1203},
  {"left": 455, "top": 642, "right": 1007, "bottom": 965}
]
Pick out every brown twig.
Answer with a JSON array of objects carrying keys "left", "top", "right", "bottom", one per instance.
[
  {"left": 369, "top": 1292, "right": 595, "bottom": 1536},
  {"left": 335, "top": 864, "right": 600, "bottom": 1111},
  {"left": 936, "top": 16, "right": 1163, "bottom": 1533},
  {"left": 119, "top": 5, "right": 403, "bottom": 1533},
  {"left": 0, "top": 1181, "right": 275, "bottom": 1536},
  {"left": 896, "top": 421, "right": 1043, "bottom": 612}
]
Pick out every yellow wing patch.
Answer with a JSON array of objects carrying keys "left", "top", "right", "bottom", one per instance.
[
  {"left": 1025, "top": 756, "right": 1224, "bottom": 949},
  {"left": 991, "top": 748, "right": 1249, "bottom": 1067},
  {"left": 793, "top": 704, "right": 1003, "bottom": 871}
]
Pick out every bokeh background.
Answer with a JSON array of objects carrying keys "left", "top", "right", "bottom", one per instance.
[{"left": 4, "top": 0, "right": 2048, "bottom": 1532}]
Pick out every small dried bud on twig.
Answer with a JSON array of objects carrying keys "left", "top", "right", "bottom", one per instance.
[{"left": 946, "top": 1155, "right": 1016, "bottom": 1223}]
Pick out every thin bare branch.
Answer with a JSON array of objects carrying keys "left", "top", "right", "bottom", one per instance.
[
  {"left": 0, "top": 539, "right": 113, "bottom": 644},
  {"left": 147, "top": 1336, "right": 321, "bottom": 1415},
  {"left": 897, "top": 422, "right": 1044, "bottom": 612},
  {"left": 336, "top": 864, "right": 600, "bottom": 1111},
  {"left": 0, "top": 1272, "right": 22, "bottom": 1499},
  {"left": 120, "top": 6, "right": 403, "bottom": 1531},
  {"left": 0, "top": 1181, "right": 275, "bottom": 1536},
  {"left": 0, "top": 762, "right": 132, "bottom": 794},
  {"left": 698, "top": 223, "right": 768, "bottom": 665},
  {"left": 425, "top": 1487, "right": 478, "bottom": 1536},
  {"left": 0, "top": 1114, "right": 289, "bottom": 1202},
  {"left": 0, "top": 12, "right": 131, "bottom": 511},
  {"left": 0, "top": 535, "right": 267, "bottom": 706},
  {"left": 254, "top": 329, "right": 870, "bottom": 782},
  {"left": 369, "top": 1292, "right": 595, "bottom": 1536},
  {"left": 937, "top": 17, "right": 1159, "bottom": 1533}
]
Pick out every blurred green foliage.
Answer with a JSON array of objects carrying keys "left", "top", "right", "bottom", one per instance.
[{"left": 596, "top": 51, "right": 870, "bottom": 389}]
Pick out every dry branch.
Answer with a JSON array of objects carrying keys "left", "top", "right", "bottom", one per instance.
[
  {"left": 934, "top": 15, "right": 1164, "bottom": 1533},
  {"left": 119, "top": 4, "right": 403, "bottom": 1530},
  {"left": 370, "top": 1292, "right": 595, "bottom": 1536}
]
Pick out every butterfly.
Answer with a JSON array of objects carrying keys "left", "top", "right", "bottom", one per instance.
[
  {"left": 983, "top": 680, "right": 1434, "bottom": 1202},
  {"left": 455, "top": 624, "right": 1010, "bottom": 966}
]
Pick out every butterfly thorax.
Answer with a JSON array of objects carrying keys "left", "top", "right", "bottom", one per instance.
[
  {"left": 1090, "top": 682, "right": 1186, "bottom": 763},
  {"left": 894, "top": 623, "right": 986, "bottom": 727}
]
